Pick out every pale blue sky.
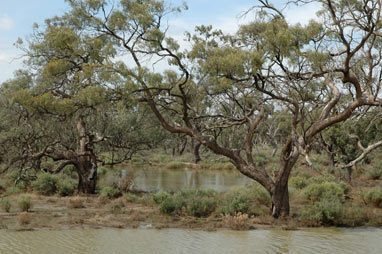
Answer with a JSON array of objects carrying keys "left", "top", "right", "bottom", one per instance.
[{"left": 0, "top": 0, "right": 320, "bottom": 83}]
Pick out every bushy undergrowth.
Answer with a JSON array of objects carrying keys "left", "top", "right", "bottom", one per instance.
[
  {"left": 1, "top": 198, "right": 11, "bottom": 213},
  {"left": 366, "top": 166, "right": 382, "bottom": 180},
  {"left": 302, "top": 182, "right": 347, "bottom": 202},
  {"left": 32, "top": 173, "right": 58, "bottom": 195},
  {"left": 100, "top": 186, "right": 121, "bottom": 199},
  {"left": 364, "top": 189, "right": 382, "bottom": 208},
  {"left": 57, "top": 177, "right": 77, "bottom": 196},
  {"left": 18, "top": 195, "right": 33, "bottom": 212}
]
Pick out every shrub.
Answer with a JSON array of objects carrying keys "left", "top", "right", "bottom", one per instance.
[
  {"left": 302, "top": 181, "right": 347, "bottom": 202},
  {"left": 57, "top": 177, "right": 77, "bottom": 197},
  {"left": 289, "top": 176, "right": 308, "bottom": 190},
  {"left": 110, "top": 204, "right": 122, "bottom": 213},
  {"left": 365, "top": 189, "right": 382, "bottom": 208},
  {"left": 153, "top": 190, "right": 170, "bottom": 204},
  {"left": 0, "top": 182, "right": 5, "bottom": 193},
  {"left": 32, "top": 173, "right": 58, "bottom": 195},
  {"left": 18, "top": 195, "right": 33, "bottom": 212},
  {"left": 159, "top": 195, "right": 186, "bottom": 215},
  {"left": 299, "top": 197, "right": 345, "bottom": 226},
  {"left": 67, "top": 197, "right": 84, "bottom": 209},
  {"left": 187, "top": 197, "right": 217, "bottom": 217},
  {"left": 124, "top": 193, "right": 138, "bottom": 202},
  {"left": 100, "top": 186, "right": 121, "bottom": 199},
  {"left": 366, "top": 167, "right": 382, "bottom": 180},
  {"left": 1, "top": 198, "right": 11, "bottom": 213},
  {"left": 7, "top": 186, "right": 21, "bottom": 196}
]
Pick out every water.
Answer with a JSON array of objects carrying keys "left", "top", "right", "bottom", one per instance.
[
  {"left": 1, "top": 227, "right": 381, "bottom": 254},
  {"left": 130, "top": 167, "right": 252, "bottom": 192}
]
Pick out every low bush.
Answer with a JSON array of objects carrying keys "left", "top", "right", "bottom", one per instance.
[
  {"left": 366, "top": 166, "right": 382, "bottom": 180},
  {"left": 187, "top": 197, "right": 217, "bottom": 217},
  {"left": 124, "top": 193, "right": 139, "bottom": 202},
  {"left": 153, "top": 190, "right": 170, "bottom": 204},
  {"left": 57, "top": 177, "right": 77, "bottom": 197},
  {"left": 159, "top": 195, "right": 186, "bottom": 215},
  {"left": 222, "top": 212, "right": 250, "bottom": 230},
  {"left": 100, "top": 186, "right": 121, "bottom": 199},
  {"left": 32, "top": 173, "right": 58, "bottom": 195},
  {"left": 365, "top": 189, "right": 382, "bottom": 208},
  {"left": 18, "top": 195, "right": 33, "bottom": 212},
  {"left": 1, "top": 198, "right": 11, "bottom": 213},
  {"left": 302, "top": 181, "right": 347, "bottom": 202},
  {"left": 289, "top": 176, "right": 308, "bottom": 190},
  {"left": 299, "top": 197, "right": 345, "bottom": 226}
]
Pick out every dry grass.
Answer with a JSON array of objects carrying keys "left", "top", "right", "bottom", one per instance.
[
  {"left": 222, "top": 212, "right": 250, "bottom": 230},
  {"left": 67, "top": 197, "right": 84, "bottom": 209},
  {"left": 18, "top": 212, "right": 32, "bottom": 225}
]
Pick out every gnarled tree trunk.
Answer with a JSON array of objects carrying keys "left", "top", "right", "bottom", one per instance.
[
  {"left": 194, "top": 143, "right": 202, "bottom": 164},
  {"left": 76, "top": 156, "right": 97, "bottom": 194}
]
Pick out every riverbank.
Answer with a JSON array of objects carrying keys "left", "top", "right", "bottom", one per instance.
[{"left": 1, "top": 188, "right": 382, "bottom": 232}]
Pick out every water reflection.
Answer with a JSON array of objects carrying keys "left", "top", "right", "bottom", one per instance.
[
  {"left": 1, "top": 228, "right": 382, "bottom": 254},
  {"left": 131, "top": 167, "right": 252, "bottom": 192}
]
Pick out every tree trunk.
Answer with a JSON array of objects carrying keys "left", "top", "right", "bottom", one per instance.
[
  {"left": 271, "top": 183, "right": 290, "bottom": 218},
  {"left": 76, "top": 158, "right": 97, "bottom": 194},
  {"left": 194, "top": 143, "right": 202, "bottom": 164}
]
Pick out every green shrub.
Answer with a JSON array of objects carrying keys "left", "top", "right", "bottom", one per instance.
[
  {"left": 187, "top": 197, "right": 217, "bottom": 217},
  {"left": 100, "top": 186, "right": 121, "bottom": 199},
  {"left": 159, "top": 195, "right": 187, "bottom": 215},
  {"left": 302, "top": 181, "right": 347, "bottom": 202},
  {"left": 124, "top": 193, "right": 139, "bottom": 202},
  {"left": 1, "top": 199, "right": 11, "bottom": 213},
  {"left": 0, "top": 182, "right": 5, "bottom": 193},
  {"left": 97, "top": 166, "right": 108, "bottom": 177},
  {"left": 290, "top": 176, "right": 308, "bottom": 189},
  {"left": 365, "top": 189, "right": 382, "bottom": 208},
  {"left": 366, "top": 167, "right": 382, "bottom": 180},
  {"left": 57, "top": 177, "right": 77, "bottom": 196},
  {"left": 32, "top": 173, "right": 58, "bottom": 195},
  {"left": 153, "top": 190, "right": 170, "bottom": 204},
  {"left": 7, "top": 186, "right": 21, "bottom": 196},
  {"left": 300, "top": 197, "right": 345, "bottom": 226},
  {"left": 110, "top": 204, "right": 122, "bottom": 213},
  {"left": 18, "top": 195, "right": 33, "bottom": 212}
]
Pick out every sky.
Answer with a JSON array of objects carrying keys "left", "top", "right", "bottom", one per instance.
[{"left": 0, "top": 0, "right": 321, "bottom": 83}]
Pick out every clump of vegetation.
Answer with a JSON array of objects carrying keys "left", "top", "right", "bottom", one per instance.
[
  {"left": 32, "top": 173, "right": 58, "bottom": 195},
  {"left": 187, "top": 197, "right": 217, "bottom": 217},
  {"left": 302, "top": 181, "right": 348, "bottom": 202},
  {"left": 67, "top": 197, "right": 84, "bottom": 209},
  {"left": 100, "top": 186, "right": 121, "bottom": 199},
  {"left": 124, "top": 193, "right": 138, "bottom": 202},
  {"left": 18, "top": 212, "right": 32, "bottom": 225},
  {"left": 289, "top": 176, "right": 308, "bottom": 190},
  {"left": 1, "top": 198, "right": 12, "bottom": 213},
  {"left": 159, "top": 195, "right": 186, "bottom": 215},
  {"left": 366, "top": 166, "right": 382, "bottom": 180},
  {"left": 110, "top": 203, "right": 122, "bottom": 213},
  {"left": 57, "top": 177, "right": 77, "bottom": 197},
  {"left": 222, "top": 212, "right": 250, "bottom": 230},
  {"left": 219, "top": 185, "right": 270, "bottom": 216},
  {"left": 153, "top": 190, "right": 170, "bottom": 204},
  {"left": 166, "top": 161, "right": 186, "bottom": 170},
  {"left": 18, "top": 195, "right": 33, "bottom": 212},
  {"left": 364, "top": 189, "right": 382, "bottom": 208}
]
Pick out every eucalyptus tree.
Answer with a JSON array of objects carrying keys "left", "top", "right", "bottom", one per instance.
[
  {"left": 0, "top": 16, "right": 164, "bottom": 193},
  {"left": 55, "top": 0, "right": 382, "bottom": 217}
]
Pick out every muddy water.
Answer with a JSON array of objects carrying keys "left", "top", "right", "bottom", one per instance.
[
  {"left": 131, "top": 167, "right": 252, "bottom": 192},
  {"left": 1, "top": 228, "right": 381, "bottom": 254}
]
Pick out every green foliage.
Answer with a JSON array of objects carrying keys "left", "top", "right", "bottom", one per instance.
[
  {"left": 100, "top": 186, "right": 121, "bottom": 199},
  {"left": 1, "top": 199, "right": 11, "bottom": 213},
  {"left": 365, "top": 189, "right": 382, "bottom": 208},
  {"left": 187, "top": 197, "right": 217, "bottom": 217},
  {"left": 366, "top": 166, "right": 382, "bottom": 180},
  {"left": 57, "top": 177, "right": 77, "bottom": 197},
  {"left": 32, "top": 173, "right": 58, "bottom": 195},
  {"left": 302, "top": 181, "right": 347, "bottom": 202},
  {"left": 300, "top": 197, "right": 345, "bottom": 226},
  {"left": 159, "top": 195, "right": 187, "bottom": 215},
  {"left": 110, "top": 204, "right": 122, "bottom": 213},
  {"left": 18, "top": 195, "right": 33, "bottom": 212},
  {"left": 289, "top": 176, "right": 308, "bottom": 190},
  {"left": 153, "top": 190, "right": 170, "bottom": 204},
  {"left": 124, "top": 193, "right": 138, "bottom": 202}
]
